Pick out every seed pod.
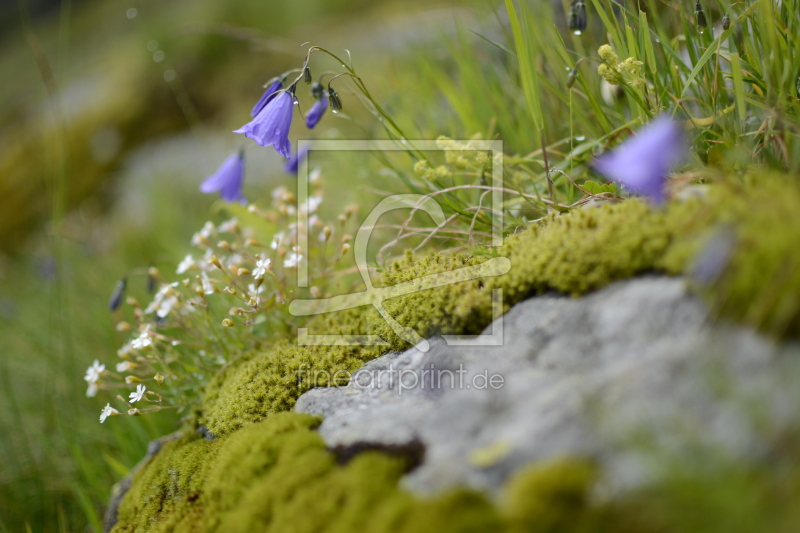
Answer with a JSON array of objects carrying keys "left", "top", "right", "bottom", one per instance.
[
  {"left": 109, "top": 278, "right": 127, "bottom": 311},
  {"left": 695, "top": 2, "right": 707, "bottom": 33}
]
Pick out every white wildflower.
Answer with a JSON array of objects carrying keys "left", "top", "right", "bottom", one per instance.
[
  {"left": 116, "top": 361, "right": 135, "bottom": 373},
  {"left": 117, "top": 342, "right": 134, "bottom": 358},
  {"left": 131, "top": 325, "right": 153, "bottom": 350},
  {"left": 84, "top": 360, "right": 105, "bottom": 384},
  {"left": 176, "top": 254, "right": 196, "bottom": 274},
  {"left": 129, "top": 384, "right": 146, "bottom": 403},
  {"left": 226, "top": 254, "right": 244, "bottom": 268},
  {"left": 99, "top": 403, "right": 118, "bottom": 423},
  {"left": 284, "top": 252, "right": 303, "bottom": 268},
  {"left": 306, "top": 195, "right": 323, "bottom": 214},
  {"left": 218, "top": 218, "right": 239, "bottom": 234},
  {"left": 191, "top": 221, "right": 216, "bottom": 247},
  {"left": 247, "top": 283, "right": 265, "bottom": 305},
  {"left": 271, "top": 233, "right": 284, "bottom": 250},
  {"left": 200, "top": 272, "right": 215, "bottom": 295},
  {"left": 253, "top": 257, "right": 271, "bottom": 280},
  {"left": 86, "top": 383, "right": 98, "bottom": 398},
  {"left": 144, "top": 283, "right": 180, "bottom": 318}
]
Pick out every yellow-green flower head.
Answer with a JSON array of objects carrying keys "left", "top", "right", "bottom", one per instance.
[{"left": 598, "top": 44, "right": 619, "bottom": 66}]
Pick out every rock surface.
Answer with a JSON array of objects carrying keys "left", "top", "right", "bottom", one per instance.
[{"left": 296, "top": 276, "right": 800, "bottom": 496}]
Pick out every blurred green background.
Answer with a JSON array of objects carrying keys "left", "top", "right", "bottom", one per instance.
[{"left": 0, "top": 0, "right": 475, "bottom": 530}]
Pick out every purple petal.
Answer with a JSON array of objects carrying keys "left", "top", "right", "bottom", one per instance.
[
  {"left": 305, "top": 93, "right": 328, "bottom": 129},
  {"left": 594, "top": 116, "right": 685, "bottom": 204},
  {"left": 285, "top": 146, "right": 309, "bottom": 174},
  {"left": 201, "top": 153, "right": 246, "bottom": 203},
  {"left": 234, "top": 91, "right": 294, "bottom": 159},
  {"left": 250, "top": 80, "right": 283, "bottom": 118}
]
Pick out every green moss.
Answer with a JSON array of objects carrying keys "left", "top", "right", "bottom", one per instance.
[
  {"left": 115, "top": 176, "right": 800, "bottom": 532},
  {"left": 112, "top": 412, "right": 507, "bottom": 533},
  {"left": 201, "top": 176, "right": 800, "bottom": 437}
]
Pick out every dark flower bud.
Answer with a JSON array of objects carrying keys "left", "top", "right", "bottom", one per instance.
[
  {"left": 566, "top": 68, "right": 579, "bottom": 89},
  {"left": 147, "top": 265, "right": 156, "bottom": 293},
  {"left": 303, "top": 66, "right": 312, "bottom": 84},
  {"left": 568, "top": 1, "right": 587, "bottom": 35},
  {"left": 722, "top": 13, "right": 731, "bottom": 30},
  {"left": 109, "top": 278, "right": 127, "bottom": 311},
  {"left": 311, "top": 81, "right": 324, "bottom": 99},
  {"left": 328, "top": 88, "right": 343, "bottom": 113},
  {"left": 695, "top": 2, "right": 707, "bottom": 33}
]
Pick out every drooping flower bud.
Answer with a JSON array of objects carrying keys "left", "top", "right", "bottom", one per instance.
[
  {"left": 109, "top": 278, "right": 127, "bottom": 311},
  {"left": 303, "top": 66, "right": 312, "bottom": 84},
  {"left": 568, "top": 0, "right": 587, "bottom": 35},
  {"left": 147, "top": 265, "right": 157, "bottom": 293},
  {"left": 328, "top": 88, "right": 343, "bottom": 113},
  {"left": 311, "top": 81, "right": 324, "bottom": 99},
  {"left": 695, "top": 2, "right": 707, "bottom": 33},
  {"left": 566, "top": 68, "right": 579, "bottom": 89},
  {"left": 722, "top": 13, "right": 731, "bottom": 30}
]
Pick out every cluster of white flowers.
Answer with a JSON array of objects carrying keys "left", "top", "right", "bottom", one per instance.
[{"left": 89, "top": 168, "right": 359, "bottom": 423}]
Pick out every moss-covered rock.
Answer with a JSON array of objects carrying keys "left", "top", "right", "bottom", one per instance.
[{"left": 114, "top": 175, "right": 800, "bottom": 532}]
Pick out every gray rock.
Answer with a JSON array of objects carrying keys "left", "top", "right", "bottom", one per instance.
[{"left": 295, "top": 276, "right": 800, "bottom": 497}]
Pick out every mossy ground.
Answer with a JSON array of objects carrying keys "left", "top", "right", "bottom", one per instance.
[{"left": 115, "top": 175, "right": 800, "bottom": 532}]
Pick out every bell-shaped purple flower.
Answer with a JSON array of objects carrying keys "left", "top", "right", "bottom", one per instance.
[
  {"left": 594, "top": 116, "right": 686, "bottom": 204},
  {"left": 234, "top": 90, "right": 294, "bottom": 159},
  {"left": 200, "top": 152, "right": 246, "bottom": 204},
  {"left": 305, "top": 93, "right": 328, "bottom": 129},
  {"left": 250, "top": 79, "right": 283, "bottom": 118},
  {"left": 285, "top": 146, "right": 309, "bottom": 174}
]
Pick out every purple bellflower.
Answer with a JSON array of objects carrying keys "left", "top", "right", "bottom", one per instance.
[
  {"left": 234, "top": 90, "right": 294, "bottom": 159},
  {"left": 285, "top": 146, "right": 309, "bottom": 174},
  {"left": 250, "top": 79, "right": 283, "bottom": 118},
  {"left": 305, "top": 92, "right": 328, "bottom": 129},
  {"left": 594, "top": 115, "right": 686, "bottom": 204},
  {"left": 200, "top": 152, "right": 246, "bottom": 204}
]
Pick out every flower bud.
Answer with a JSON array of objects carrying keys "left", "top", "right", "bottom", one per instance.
[
  {"left": 222, "top": 318, "right": 235, "bottom": 327},
  {"left": 568, "top": 0, "right": 587, "bottom": 35},
  {"left": 328, "top": 88, "right": 343, "bottom": 112},
  {"left": 125, "top": 376, "right": 142, "bottom": 384},
  {"left": 566, "top": 68, "right": 579, "bottom": 89},
  {"left": 311, "top": 81, "right": 324, "bottom": 99},
  {"left": 109, "top": 278, "right": 127, "bottom": 312},
  {"left": 695, "top": 2, "right": 707, "bottom": 33},
  {"left": 323, "top": 226, "right": 332, "bottom": 240},
  {"left": 303, "top": 66, "right": 312, "bottom": 84},
  {"left": 154, "top": 373, "right": 164, "bottom": 386},
  {"left": 210, "top": 255, "right": 222, "bottom": 269},
  {"left": 341, "top": 243, "right": 351, "bottom": 255},
  {"left": 722, "top": 13, "right": 731, "bottom": 30},
  {"left": 116, "top": 321, "right": 132, "bottom": 332},
  {"left": 127, "top": 408, "right": 141, "bottom": 416}
]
